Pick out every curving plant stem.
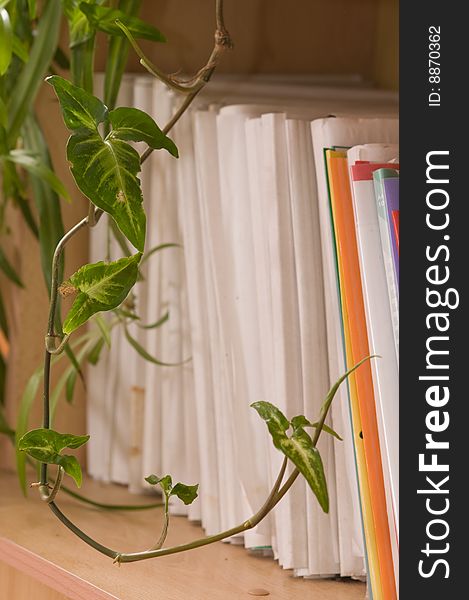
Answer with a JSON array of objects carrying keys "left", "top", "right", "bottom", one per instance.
[{"left": 38, "top": 0, "right": 233, "bottom": 531}]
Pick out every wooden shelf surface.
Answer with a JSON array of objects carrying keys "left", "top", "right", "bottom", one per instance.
[{"left": 0, "top": 470, "right": 365, "bottom": 600}]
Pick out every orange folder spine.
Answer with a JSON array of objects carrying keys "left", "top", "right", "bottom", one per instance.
[{"left": 327, "top": 150, "right": 397, "bottom": 600}]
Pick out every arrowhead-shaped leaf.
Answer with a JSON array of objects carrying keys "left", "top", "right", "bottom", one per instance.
[
  {"left": 145, "top": 474, "right": 198, "bottom": 505},
  {"left": 171, "top": 483, "right": 199, "bottom": 505},
  {"left": 278, "top": 428, "right": 329, "bottom": 512},
  {"left": 67, "top": 130, "right": 146, "bottom": 250},
  {"left": 56, "top": 455, "right": 84, "bottom": 487},
  {"left": 250, "top": 401, "right": 290, "bottom": 437},
  {"left": 18, "top": 428, "right": 89, "bottom": 487},
  {"left": 79, "top": 3, "right": 166, "bottom": 42},
  {"left": 46, "top": 75, "right": 108, "bottom": 131},
  {"left": 109, "top": 107, "right": 178, "bottom": 157},
  {"left": 290, "top": 415, "right": 343, "bottom": 441},
  {"left": 145, "top": 474, "right": 173, "bottom": 496},
  {"left": 251, "top": 401, "right": 329, "bottom": 512},
  {"left": 62, "top": 253, "right": 142, "bottom": 334}
]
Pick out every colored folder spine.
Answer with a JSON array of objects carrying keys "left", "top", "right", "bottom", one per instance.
[{"left": 326, "top": 150, "right": 397, "bottom": 600}]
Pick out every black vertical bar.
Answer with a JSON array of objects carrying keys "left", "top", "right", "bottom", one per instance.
[{"left": 400, "top": 2, "right": 467, "bottom": 596}]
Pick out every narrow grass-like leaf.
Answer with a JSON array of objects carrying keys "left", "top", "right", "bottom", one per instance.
[
  {"left": 104, "top": 0, "right": 142, "bottom": 110},
  {"left": 0, "top": 289, "right": 8, "bottom": 337},
  {"left": 94, "top": 314, "right": 111, "bottom": 347},
  {"left": 7, "top": 0, "right": 61, "bottom": 144},
  {"left": 109, "top": 217, "right": 132, "bottom": 257},
  {"left": 141, "top": 243, "right": 181, "bottom": 265},
  {"left": 12, "top": 35, "right": 29, "bottom": 63},
  {"left": 87, "top": 337, "right": 105, "bottom": 365},
  {"left": 0, "top": 8, "right": 13, "bottom": 75},
  {"left": 15, "top": 367, "right": 43, "bottom": 493},
  {"left": 0, "top": 97, "right": 6, "bottom": 128},
  {"left": 109, "top": 107, "right": 178, "bottom": 157},
  {"left": 124, "top": 325, "right": 188, "bottom": 367},
  {"left": 4, "top": 150, "right": 71, "bottom": 202},
  {"left": 14, "top": 193, "right": 39, "bottom": 238},
  {"left": 22, "top": 115, "right": 65, "bottom": 292},
  {"left": 65, "top": 369, "right": 78, "bottom": 404},
  {"left": 137, "top": 310, "right": 169, "bottom": 330},
  {"left": 62, "top": 253, "right": 142, "bottom": 334},
  {"left": 27, "top": 0, "right": 37, "bottom": 19},
  {"left": 0, "top": 246, "right": 24, "bottom": 288}
]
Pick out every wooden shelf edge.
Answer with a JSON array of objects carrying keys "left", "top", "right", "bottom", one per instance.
[{"left": 0, "top": 537, "right": 118, "bottom": 600}]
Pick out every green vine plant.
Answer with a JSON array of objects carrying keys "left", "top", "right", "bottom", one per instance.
[{"left": 5, "top": 0, "right": 375, "bottom": 566}]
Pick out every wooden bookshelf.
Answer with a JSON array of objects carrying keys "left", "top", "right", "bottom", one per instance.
[{"left": 0, "top": 470, "right": 366, "bottom": 600}]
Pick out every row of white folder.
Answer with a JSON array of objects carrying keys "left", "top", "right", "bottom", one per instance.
[{"left": 86, "top": 73, "right": 398, "bottom": 578}]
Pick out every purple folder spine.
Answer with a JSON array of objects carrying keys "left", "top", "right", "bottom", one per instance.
[{"left": 383, "top": 177, "right": 400, "bottom": 284}]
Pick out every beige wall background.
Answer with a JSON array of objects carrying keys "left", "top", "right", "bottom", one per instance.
[{"left": 1, "top": 0, "right": 398, "bottom": 471}]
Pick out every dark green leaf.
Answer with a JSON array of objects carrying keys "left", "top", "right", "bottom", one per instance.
[
  {"left": 109, "top": 107, "right": 178, "bottom": 157},
  {"left": 62, "top": 253, "right": 142, "bottom": 334},
  {"left": 27, "top": 0, "right": 37, "bottom": 19},
  {"left": 79, "top": 3, "right": 165, "bottom": 42},
  {"left": 87, "top": 337, "right": 105, "bottom": 365},
  {"left": 46, "top": 75, "right": 108, "bottom": 131},
  {"left": 22, "top": 115, "right": 65, "bottom": 293},
  {"left": 12, "top": 35, "right": 29, "bottom": 63},
  {"left": 0, "top": 8, "right": 13, "bottom": 76},
  {"left": 104, "top": 0, "right": 142, "bottom": 110},
  {"left": 0, "top": 289, "right": 8, "bottom": 337},
  {"left": 0, "top": 246, "right": 24, "bottom": 288},
  {"left": 53, "top": 46, "right": 71, "bottom": 70},
  {"left": 0, "top": 98, "right": 6, "bottom": 129},
  {"left": 65, "top": 369, "right": 78, "bottom": 403},
  {"left": 14, "top": 193, "right": 39, "bottom": 238},
  {"left": 171, "top": 483, "right": 198, "bottom": 505},
  {"left": 7, "top": 0, "right": 62, "bottom": 144},
  {"left": 4, "top": 150, "right": 71, "bottom": 202},
  {"left": 67, "top": 129, "right": 146, "bottom": 250}
]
